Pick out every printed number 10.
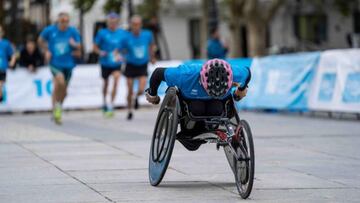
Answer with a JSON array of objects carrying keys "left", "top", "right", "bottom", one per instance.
[{"left": 34, "top": 79, "right": 52, "bottom": 97}]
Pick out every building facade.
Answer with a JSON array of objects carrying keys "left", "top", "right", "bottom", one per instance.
[{"left": 47, "top": 0, "right": 360, "bottom": 60}]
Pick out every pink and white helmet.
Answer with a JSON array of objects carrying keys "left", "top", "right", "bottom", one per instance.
[{"left": 200, "top": 59, "right": 233, "bottom": 98}]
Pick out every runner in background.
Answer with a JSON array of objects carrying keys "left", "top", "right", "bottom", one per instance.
[
  {"left": 0, "top": 25, "right": 16, "bottom": 103},
  {"left": 123, "top": 15, "right": 156, "bottom": 120},
  {"left": 38, "top": 12, "right": 81, "bottom": 124},
  {"left": 93, "top": 12, "right": 126, "bottom": 117}
]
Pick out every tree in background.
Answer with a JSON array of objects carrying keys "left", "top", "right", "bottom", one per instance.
[
  {"left": 137, "top": 0, "right": 161, "bottom": 20},
  {"left": 332, "top": 0, "right": 358, "bottom": 16},
  {"left": 74, "top": 0, "right": 125, "bottom": 37},
  {"left": 0, "top": 0, "right": 4, "bottom": 26},
  {"left": 73, "top": 0, "right": 96, "bottom": 39},
  {"left": 73, "top": 0, "right": 96, "bottom": 61},
  {"left": 200, "top": 0, "right": 209, "bottom": 59},
  {"left": 224, "top": 0, "right": 285, "bottom": 57},
  {"left": 245, "top": 0, "right": 284, "bottom": 57},
  {"left": 137, "top": 0, "right": 170, "bottom": 60},
  {"left": 103, "top": 0, "right": 124, "bottom": 14},
  {"left": 197, "top": 0, "right": 218, "bottom": 59},
  {"left": 223, "top": 0, "right": 244, "bottom": 57}
]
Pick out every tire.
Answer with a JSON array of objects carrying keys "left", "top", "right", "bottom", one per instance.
[
  {"left": 148, "top": 87, "right": 179, "bottom": 186},
  {"left": 234, "top": 119, "right": 255, "bottom": 199}
]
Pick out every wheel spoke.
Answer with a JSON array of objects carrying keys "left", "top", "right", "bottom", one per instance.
[
  {"left": 231, "top": 120, "right": 255, "bottom": 199},
  {"left": 159, "top": 111, "right": 170, "bottom": 162},
  {"left": 153, "top": 111, "right": 164, "bottom": 162}
]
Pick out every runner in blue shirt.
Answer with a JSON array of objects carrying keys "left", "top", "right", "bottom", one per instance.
[
  {"left": 0, "top": 25, "right": 16, "bottom": 103},
  {"left": 123, "top": 15, "right": 156, "bottom": 120},
  {"left": 38, "top": 12, "right": 81, "bottom": 124},
  {"left": 207, "top": 27, "right": 228, "bottom": 59},
  {"left": 94, "top": 12, "right": 126, "bottom": 117}
]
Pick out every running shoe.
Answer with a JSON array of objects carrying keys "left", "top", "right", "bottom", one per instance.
[
  {"left": 102, "top": 105, "right": 107, "bottom": 114},
  {"left": 105, "top": 106, "right": 114, "bottom": 118},
  {"left": 127, "top": 112, "right": 133, "bottom": 120},
  {"left": 53, "top": 105, "right": 62, "bottom": 125},
  {"left": 134, "top": 97, "right": 139, "bottom": 110}
]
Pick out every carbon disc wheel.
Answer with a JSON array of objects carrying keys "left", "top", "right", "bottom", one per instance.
[{"left": 149, "top": 88, "right": 179, "bottom": 186}]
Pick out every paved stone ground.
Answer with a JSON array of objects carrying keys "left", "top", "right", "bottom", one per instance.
[{"left": 0, "top": 108, "right": 359, "bottom": 203}]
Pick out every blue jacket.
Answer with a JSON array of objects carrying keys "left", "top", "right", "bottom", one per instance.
[{"left": 164, "top": 64, "right": 250, "bottom": 100}]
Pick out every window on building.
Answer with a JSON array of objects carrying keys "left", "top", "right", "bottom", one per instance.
[
  {"left": 293, "top": 14, "right": 327, "bottom": 44},
  {"left": 354, "top": 10, "right": 360, "bottom": 33},
  {"left": 241, "top": 26, "right": 248, "bottom": 57},
  {"left": 189, "top": 18, "right": 201, "bottom": 59}
]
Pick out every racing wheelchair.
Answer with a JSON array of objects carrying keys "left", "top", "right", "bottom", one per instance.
[{"left": 148, "top": 87, "right": 255, "bottom": 199}]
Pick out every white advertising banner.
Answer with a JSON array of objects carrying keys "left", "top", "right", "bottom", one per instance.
[
  {"left": 308, "top": 49, "right": 360, "bottom": 113},
  {"left": 0, "top": 61, "right": 182, "bottom": 112}
]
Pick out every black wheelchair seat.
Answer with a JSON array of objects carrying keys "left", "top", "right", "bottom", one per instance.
[
  {"left": 174, "top": 90, "right": 238, "bottom": 151},
  {"left": 176, "top": 90, "right": 236, "bottom": 123}
]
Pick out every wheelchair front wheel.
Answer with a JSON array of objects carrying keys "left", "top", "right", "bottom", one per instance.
[{"left": 148, "top": 88, "right": 178, "bottom": 186}]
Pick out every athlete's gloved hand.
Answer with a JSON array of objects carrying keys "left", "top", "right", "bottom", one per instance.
[
  {"left": 145, "top": 88, "right": 160, "bottom": 105},
  {"left": 232, "top": 82, "right": 247, "bottom": 101}
]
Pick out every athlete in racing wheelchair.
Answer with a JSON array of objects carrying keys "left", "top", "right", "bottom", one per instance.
[{"left": 145, "top": 59, "right": 255, "bottom": 199}]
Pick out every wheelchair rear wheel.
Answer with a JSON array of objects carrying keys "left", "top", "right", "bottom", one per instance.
[
  {"left": 234, "top": 119, "right": 255, "bottom": 199},
  {"left": 148, "top": 88, "right": 179, "bottom": 186}
]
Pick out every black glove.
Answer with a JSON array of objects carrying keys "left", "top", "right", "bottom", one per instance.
[{"left": 145, "top": 88, "right": 160, "bottom": 105}]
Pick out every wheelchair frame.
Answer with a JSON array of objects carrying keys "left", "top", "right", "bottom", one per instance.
[{"left": 148, "top": 87, "right": 255, "bottom": 199}]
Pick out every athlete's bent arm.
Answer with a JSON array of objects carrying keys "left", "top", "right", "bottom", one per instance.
[
  {"left": 38, "top": 37, "right": 51, "bottom": 64},
  {"left": 37, "top": 36, "right": 49, "bottom": 53},
  {"left": 145, "top": 68, "right": 166, "bottom": 104},
  {"left": 93, "top": 44, "right": 106, "bottom": 57},
  {"left": 149, "top": 43, "right": 156, "bottom": 64},
  {"left": 232, "top": 67, "right": 251, "bottom": 101},
  {"left": 70, "top": 30, "right": 82, "bottom": 58},
  {"left": 9, "top": 53, "right": 16, "bottom": 69},
  {"left": 69, "top": 37, "right": 81, "bottom": 50}
]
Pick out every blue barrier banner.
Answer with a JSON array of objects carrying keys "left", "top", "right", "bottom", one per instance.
[{"left": 240, "top": 52, "right": 320, "bottom": 110}]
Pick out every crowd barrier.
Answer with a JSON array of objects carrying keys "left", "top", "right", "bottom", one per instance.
[
  {"left": 0, "top": 60, "right": 182, "bottom": 112},
  {"left": 239, "top": 52, "right": 320, "bottom": 111},
  {"left": 0, "top": 49, "right": 359, "bottom": 113}
]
